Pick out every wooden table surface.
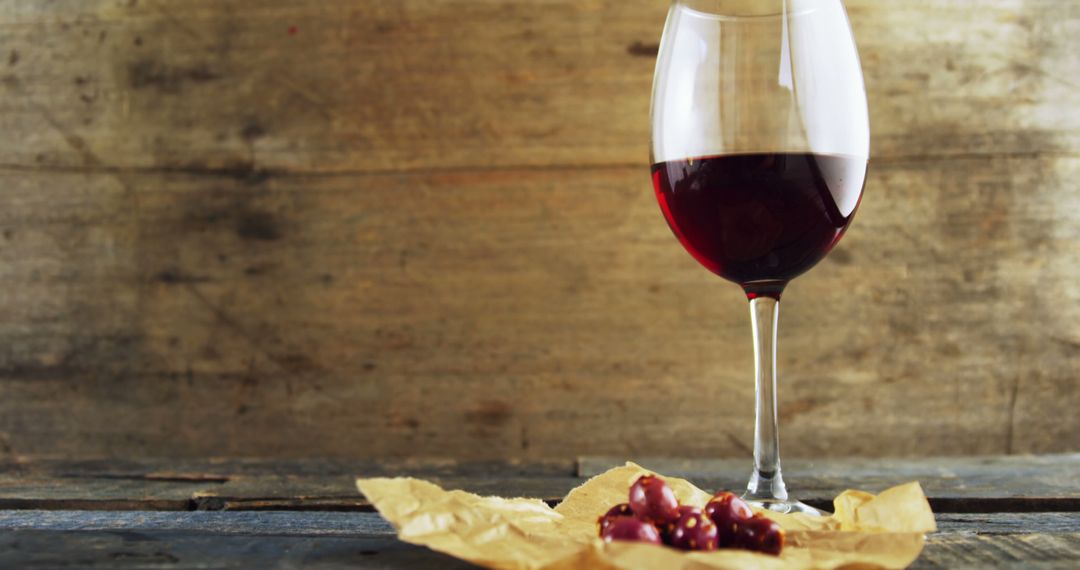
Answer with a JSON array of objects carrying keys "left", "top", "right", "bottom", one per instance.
[{"left": 0, "top": 455, "right": 1076, "bottom": 569}]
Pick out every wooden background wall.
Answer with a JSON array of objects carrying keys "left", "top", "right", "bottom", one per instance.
[{"left": 0, "top": 0, "right": 1076, "bottom": 460}]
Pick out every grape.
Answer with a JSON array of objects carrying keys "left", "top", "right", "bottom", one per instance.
[
  {"left": 597, "top": 503, "right": 633, "bottom": 535},
  {"left": 600, "top": 517, "right": 663, "bottom": 545},
  {"left": 668, "top": 510, "right": 719, "bottom": 551},
  {"left": 660, "top": 506, "right": 702, "bottom": 544},
  {"left": 628, "top": 475, "right": 680, "bottom": 524},
  {"left": 732, "top": 514, "right": 785, "bottom": 555},
  {"left": 705, "top": 491, "right": 754, "bottom": 546}
]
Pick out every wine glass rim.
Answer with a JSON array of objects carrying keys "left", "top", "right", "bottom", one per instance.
[{"left": 676, "top": 3, "right": 819, "bottom": 21}]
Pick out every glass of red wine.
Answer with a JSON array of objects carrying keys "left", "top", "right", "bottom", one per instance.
[{"left": 650, "top": 0, "right": 869, "bottom": 514}]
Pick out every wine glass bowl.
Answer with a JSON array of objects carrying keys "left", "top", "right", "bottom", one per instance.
[
  {"left": 650, "top": 0, "right": 869, "bottom": 513},
  {"left": 652, "top": 152, "right": 867, "bottom": 300}
]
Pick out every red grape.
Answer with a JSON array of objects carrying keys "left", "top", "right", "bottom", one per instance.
[
  {"left": 600, "top": 517, "right": 662, "bottom": 545},
  {"left": 598, "top": 481, "right": 782, "bottom": 555},
  {"left": 732, "top": 514, "right": 785, "bottom": 555},
  {"left": 628, "top": 475, "right": 680, "bottom": 524},
  {"left": 705, "top": 492, "right": 754, "bottom": 546},
  {"left": 668, "top": 510, "right": 719, "bottom": 551},
  {"left": 659, "top": 506, "right": 702, "bottom": 544},
  {"left": 677, "top": 505, "right": 702, "bottom": 517},
  {"left": 597, "top": 503, "right": 633, "bottom": 535}
]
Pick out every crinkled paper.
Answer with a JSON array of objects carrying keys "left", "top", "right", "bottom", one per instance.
[{"left": 357, "top": 462, "right": 936, "bottom": 570}]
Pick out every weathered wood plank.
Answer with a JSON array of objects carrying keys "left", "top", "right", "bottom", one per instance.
[
  {"left": 0, "top": 1, "right": 1075, "bottom": 172},
  {"left": 1, "top": 510, "right": 1077, "bottom": 537},
  {"left": 0, "top": 0, "right": 1077, "bottom": 461},
  {"left": 0, "top": 474, "right": 581, "bottom": 512},
  {"left": 935, "top": 513, "right": 1080, "bottom": 535},
  {"left": 915, "top": 534, "right": 1080, "bottom": 570},
  {"left": 0, "top": 457, "right": 576, "bottom": 478},
  {"left": 579, "top": 455, "right": 1080, "bottom": 504},
  {"left": 0, "top": 510, "right": 396, "bottom": 536},
  {"left": 0, "top": 532, "right": 1069, "bottom": 570},
  {"left": 0, "top": 512, "right": 1075, "bottom": 569},
  {"left": 0, "top": 458, "right": 579, "bottom": 511},
  {"left": 0, "top": 531, "right": 481, "bottom": 569},
  {"left": 0, "top": 456, "right": 1075, "bottom": 512},
  {"left": 0, "top": 156, "right": 1077, "bottom": 460},
  {"left": 1, "top": 530, "right": 1073, "bottom": 569}
]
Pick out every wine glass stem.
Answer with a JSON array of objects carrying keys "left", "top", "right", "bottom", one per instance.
[{"left": 745, "top": 296, "right": 789, "bottom": 503}]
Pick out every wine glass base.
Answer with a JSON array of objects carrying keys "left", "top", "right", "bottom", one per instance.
[{"left": 742, "top": 497, "right": 825, "bottom": 516}]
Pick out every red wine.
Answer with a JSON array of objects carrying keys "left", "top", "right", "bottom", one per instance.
[{"left": 652, "top": 153, "right": 867, "bottom": 299}]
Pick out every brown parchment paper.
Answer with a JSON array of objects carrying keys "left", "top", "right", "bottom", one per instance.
[{"left": 357, "top": 462, "right": 937, "bottom": 570}]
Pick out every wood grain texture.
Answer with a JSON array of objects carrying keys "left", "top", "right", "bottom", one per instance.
[
  {"left": 11, "top": 510, "right": 1079, "bottom": 536},
  {"left": 580, "top": 455, "right": 1080, "bottom": 505},
  {"left": 0, "top": 512, "right": 1075, "bottom": 569},
  {"left": 0, "top": 0, "right": 1077, "bottom": 460},
  {"left": 0, "top": 456, "right": 1076, "bottom": 512},
  {"left": 1, "top": 510, "right": 1077, "bottom": 537},
  {"left": 0, "top": 531, "right": 1072, "bottom": 570},
  {"left": 0, "top": 458, "right": 1077, "bottom": 567},
  {"left": 0, "top": 531, "right": 482, "bottom": 570}
]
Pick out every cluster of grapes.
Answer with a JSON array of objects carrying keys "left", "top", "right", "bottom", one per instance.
[{"left": 597, "top": 475, "right": 784, "bottom": 555}]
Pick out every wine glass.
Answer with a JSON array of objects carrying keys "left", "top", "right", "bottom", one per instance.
[{"left": 650, "top": 0, "right": 869, "bottom": 514}]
